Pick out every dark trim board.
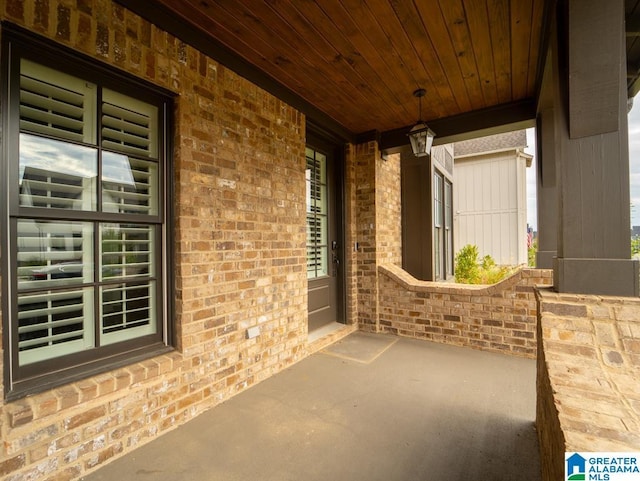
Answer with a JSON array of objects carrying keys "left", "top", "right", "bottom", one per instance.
[{"left": 378, "top": 98, "right": 537, "bottom": 153}]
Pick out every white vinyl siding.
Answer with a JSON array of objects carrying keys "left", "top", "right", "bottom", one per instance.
[{"left": 454, "top": 152, "right": 528, "bottom": 265}]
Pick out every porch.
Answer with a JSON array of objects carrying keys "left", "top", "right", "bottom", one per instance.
[
  {"left": 81, "top": 331, "right": 541, "bottom": 481},
  {"left": 2, "top": 2, "right": 640, "bottom": 480}
]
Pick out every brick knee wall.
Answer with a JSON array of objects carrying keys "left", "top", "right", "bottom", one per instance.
[
  {"left": 536, "top": 316, "right": 566, "bottom": 481},
  {"left": 536, "top": 289, "right": 640, "bottom": 481},
  {"left": 378, "top": 265, "right": 553, "bottom": 358}
]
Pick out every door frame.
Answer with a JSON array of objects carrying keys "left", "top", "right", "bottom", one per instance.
[{"left": 305, "top": 128, "right": 346, "bottom": 327}]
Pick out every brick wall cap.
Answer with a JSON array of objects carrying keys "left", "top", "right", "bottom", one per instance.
[{"left": 379, "top": 264, "right": 552, "bottom": 295}]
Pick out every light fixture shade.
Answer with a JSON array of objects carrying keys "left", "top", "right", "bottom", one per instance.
[{"left": 408, "top": 122, "right": 435, "bottom": 157}]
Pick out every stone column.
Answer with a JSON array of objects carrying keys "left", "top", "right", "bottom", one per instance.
[{"left": 550, "top": 0, "right": 639, "bottom": 295}]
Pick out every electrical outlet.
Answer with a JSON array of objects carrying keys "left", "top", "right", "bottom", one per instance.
[{"left": 246, "top": 326, "right": 260, "bottom": 339}]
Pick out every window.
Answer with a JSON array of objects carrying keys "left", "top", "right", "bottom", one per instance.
[
  {"left": 434, "top": 172, "right": 443, "bottom": 280},
  {"left": 306, "top": 148, "right": 328, "bottom": 279},
  {"left": 2, "top": 27, "right": 174, "bottom": 398},
  {"left": 444, "top": 180, "right": 453, "bottom": 278},
  {"left": 434, "top": 170, "right": 453, "bottom": 281}
]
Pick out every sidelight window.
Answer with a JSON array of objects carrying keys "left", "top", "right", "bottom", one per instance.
[{"left": 306, "top": 148, "right": 329, "bottom": 279}]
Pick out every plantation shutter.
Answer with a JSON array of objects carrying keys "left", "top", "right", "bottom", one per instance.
[
  {"left": 15, "top": 219, "right": 94, "bottom": 365},
  {"left": 101, "top": 90, "right": 159, "bottom": 216},
  {"left": 19, "top": 59, "right": 96, "bottom": 143},
  {"left": 306, "top": 149, "right": 328, "bottom": 278},
  {"left": 100, "top": 222, "right": 156, "bottom": 344},
  {"left": 102, "top": 89, "right": 158, "bottom": 159},
  {"left": 18, "top": 288, "right": 95, "bottom": 365},
  {"left": 19, "top": 60, "right": 97, "bottom": 212},
  {"left": 4, "top": 31, "right": 170, "bottom": 397}
]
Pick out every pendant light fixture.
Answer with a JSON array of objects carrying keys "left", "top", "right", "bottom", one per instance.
[{"left": 408, "top": 88, "right": 436, "bottom": 157}]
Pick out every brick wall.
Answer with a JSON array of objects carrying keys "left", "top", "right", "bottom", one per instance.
[
  {"left": 536, "top": 289, "right": 640, "bottom": 481},
  {"left": 376, "top": 153, "right": 402, "bottom": 267},
  {"left": 378, "top": 265, "right": 553, "bottom": 358},
  {"left": 354, "top": 144, "right": 402, "bottom": 333},
  {"left": 343, "top": 144, "right": 360, "bottom": 327},
  {"left": 0, "top": 2, "right": 311, "bottom": 479}
]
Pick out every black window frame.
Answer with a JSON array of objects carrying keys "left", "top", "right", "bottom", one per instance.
[
  {"left": 433, "top": 169, "right": 454, "bottom": 281},
  {"left": 1, "top": 24, "right": 175, "bottom": 400}
]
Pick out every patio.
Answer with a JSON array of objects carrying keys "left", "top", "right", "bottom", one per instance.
[{"left": 81, "top": 332, "right": 541, "bottom": 481}]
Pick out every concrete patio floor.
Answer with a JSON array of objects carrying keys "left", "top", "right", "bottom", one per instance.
[{"left": 81, "top": 332, "right": 541, "bottom": 481}]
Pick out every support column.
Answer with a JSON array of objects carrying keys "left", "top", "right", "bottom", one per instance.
[
  {"left": 535, "top": 111, "right": 558, "bottom": 269},
  {"left": 401, "top": 147, "right": 433, "bottom": 280},
  {"left": 354, "top": 140, "right": 403, "bottom": 331},
  {"left": 551, "top": 0, "right": 639, "bottom": 296},
  {"left": 536, "top": 50, "right": 558, "bottom": 269}
]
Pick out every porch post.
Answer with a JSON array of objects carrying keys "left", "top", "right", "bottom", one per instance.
[
  {"left": 535, "top": 50, "right": 558, "bottom": 269},
  {"left": 551, "top": 0, "right": 639, "bottom": 296},
  {"left": 353, "top": 140, "right": 403, "bottom": 332}
]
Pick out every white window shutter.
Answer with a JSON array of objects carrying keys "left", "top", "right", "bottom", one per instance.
[
  {"left": 19, "top": 59, "right": 96, "bottom": 143},
  {"left": 102, "top": 89, "right": 158, "bottom": 159}
]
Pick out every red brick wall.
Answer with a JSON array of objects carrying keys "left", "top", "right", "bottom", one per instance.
[
  {"left": 354, "top": 144, "right": 402, "bottom": 333},
  {"left": 536, "top": 289, "right": 640, "bottom": 481},
  {"left": 379, "top": 265, "right": 553, "bottom": 358},
  {"left": 0, "top": 1, "right": 309, "bottom": 479}
]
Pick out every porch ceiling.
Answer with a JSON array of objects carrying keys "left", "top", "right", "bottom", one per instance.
[{"left": 119, "top": 0, "right": 640, "bottom": 143}]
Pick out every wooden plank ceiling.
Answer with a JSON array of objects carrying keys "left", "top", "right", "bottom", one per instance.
[{"left": 119, "top": 1, "right": 640, "bottom": 140}]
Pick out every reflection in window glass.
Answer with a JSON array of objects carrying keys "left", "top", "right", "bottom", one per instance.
[
  {"left": 16, "top": 219, "right": 93, "bottom": 291},
  {"left": 19, "top": 133, "right": 97, "bottom": 211},
  {"left": 102, "top": 152, "right": 158, "bottom": 215},
  {"left": 101, "top": 223, "right": 154, "bottom": 280}
]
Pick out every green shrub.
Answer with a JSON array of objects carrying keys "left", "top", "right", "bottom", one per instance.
[
  {"left": 481, "top": 255, "right": 495, "bottom": 270},
  {"left": 632, "top": 237, "right": 640, "bottom": 257},
  {"left": 454, "top": 244, "right": 480, "bottom": 284},
  {"left": 454, "top": 244, "right": 514, "bottom": 284},
  {"left": 528, "top": 239, "right": 537, "bottom": 267},
  {"left": 481, "top": 264, "right": 512, "bottom": 284}
]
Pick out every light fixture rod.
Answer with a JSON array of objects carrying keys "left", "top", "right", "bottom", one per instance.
[{"left": 413, "top": 88, "right": 426, "bottom": 121}]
